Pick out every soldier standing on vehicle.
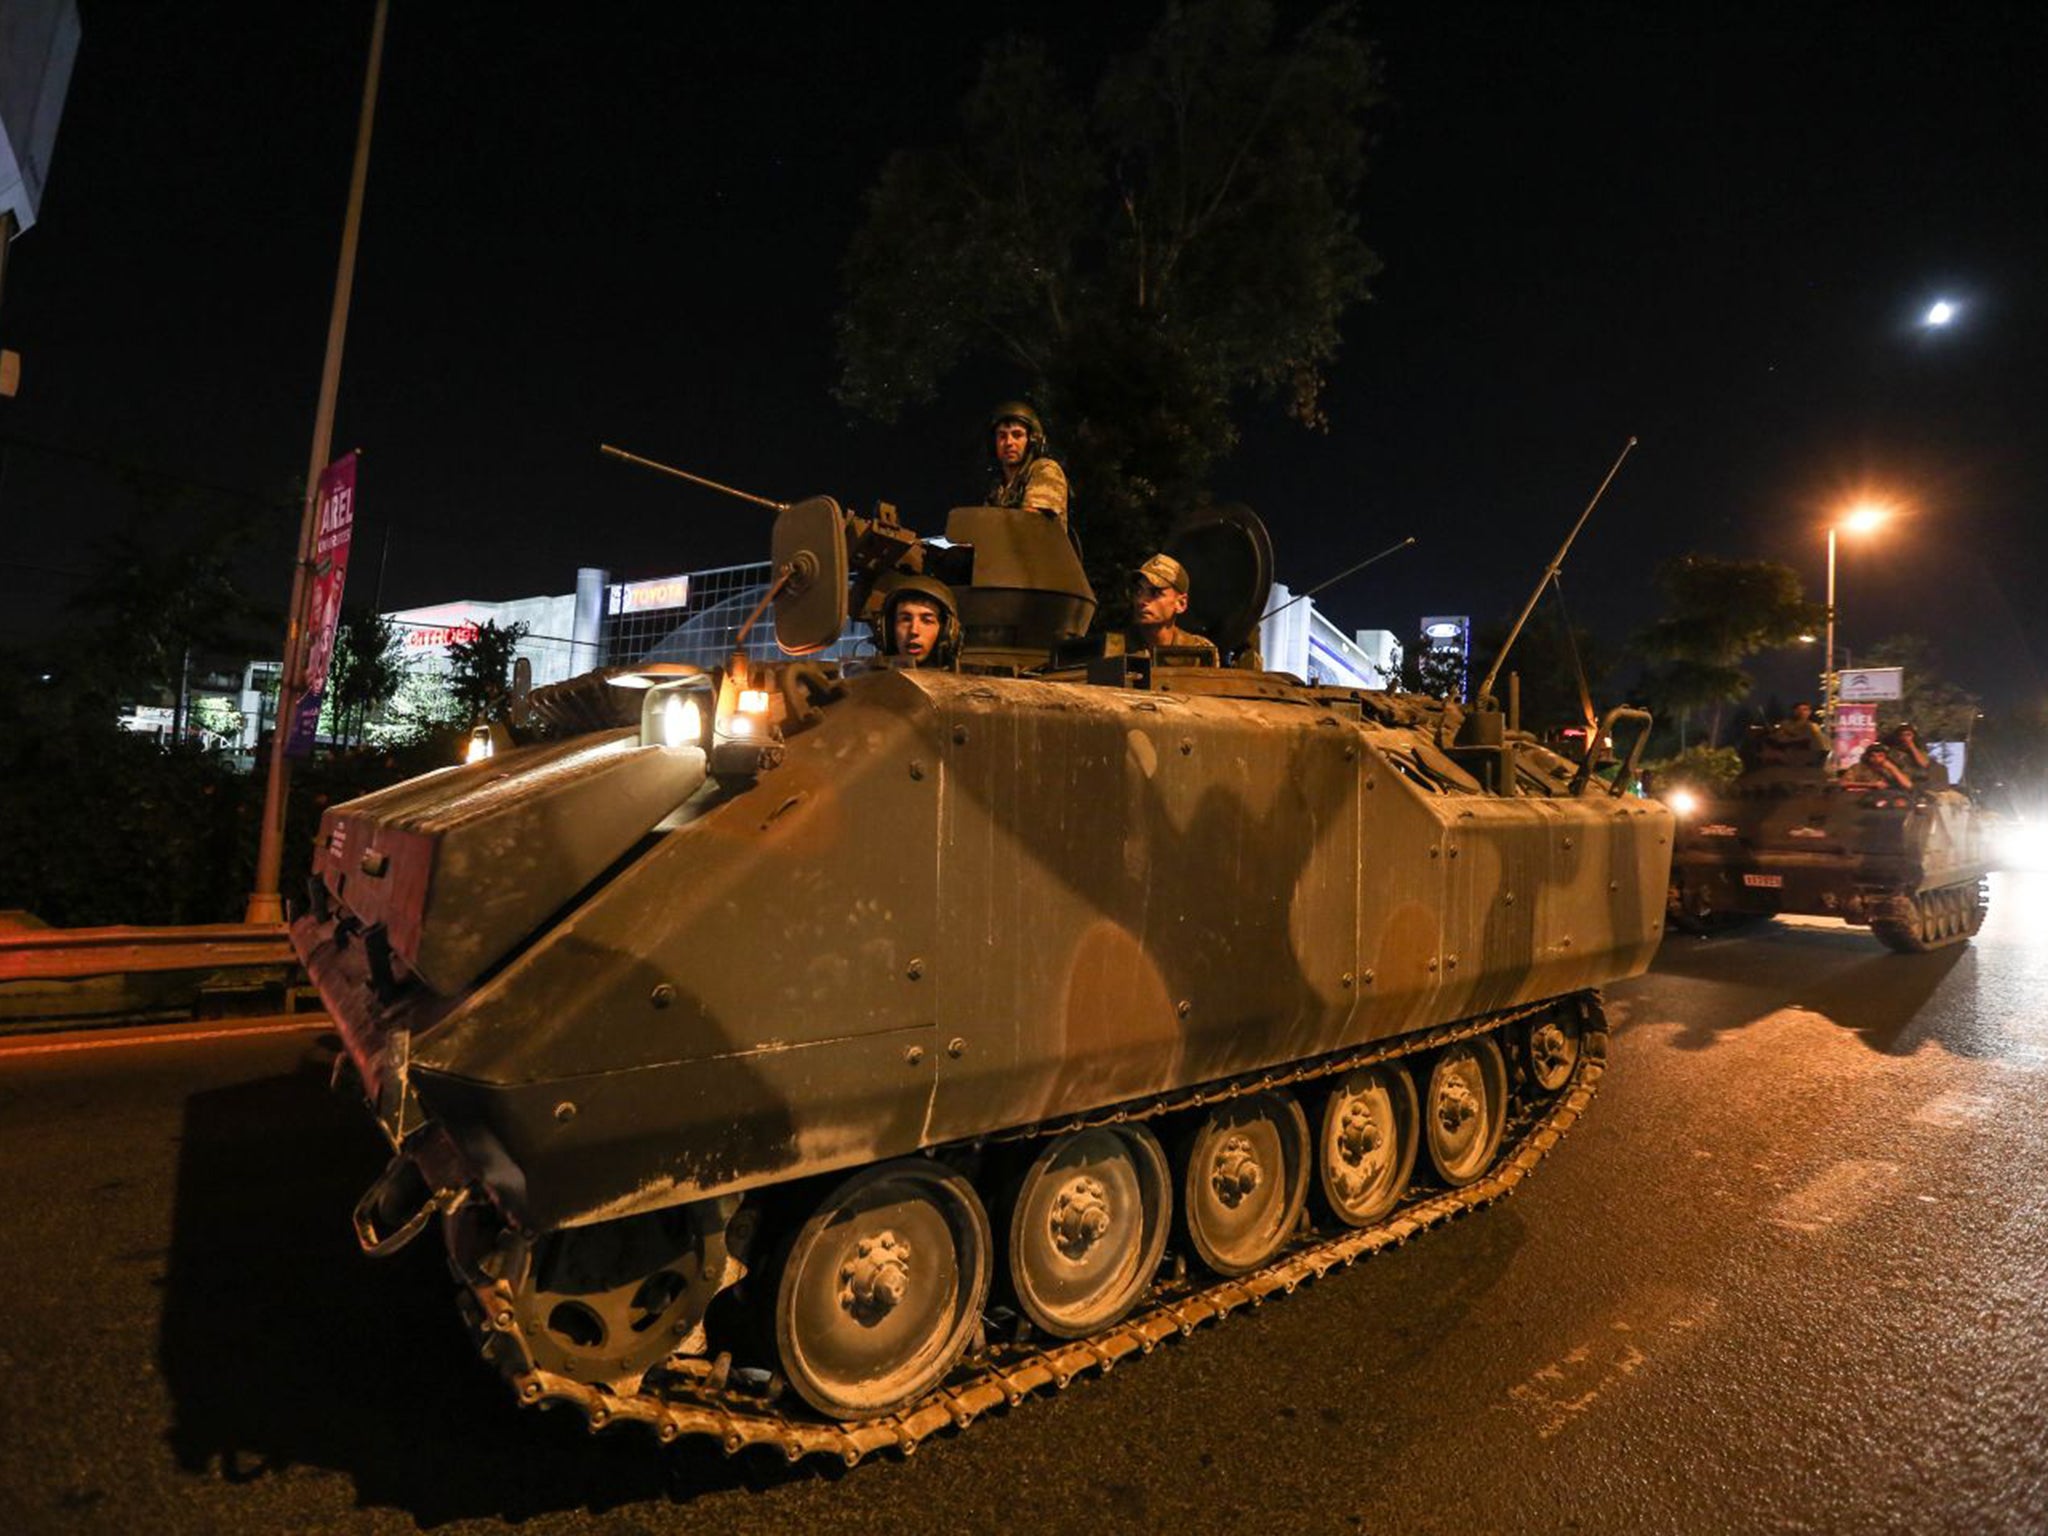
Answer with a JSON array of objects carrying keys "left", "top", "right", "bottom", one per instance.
[
  {"left": 1126, "top": 554, "right": 1218, "bottom": 662},
  {"left": 986, "top": 401, "right": 1069, "bottom": 527},
  {"left": 883, "top": 576, "right": 960, "bottom": 669}
]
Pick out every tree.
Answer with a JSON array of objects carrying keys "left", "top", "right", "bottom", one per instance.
[
  {"left": 1860, "top": 633, "right": 1980, "bottom": 745},
  {"left": 1632, "top": 556, "right": 1823, "bottom": 748},
  {"left": 1399, "top": 631, "right": 1469, "bottom": 700},
  {"left": 1471, "top": 604, "right": 1613, "bottom": 732},
  {"left": 68, "top": 505, "right": 275, "bottom": 742},
  {"left": 445, "top": 620, "right": 529, "bottom": 726},
  {"left": 837, "top": 0, "right": 1382, "bottom": 600},
  {"left": 321, "top": 605, "right": 406, "bottom": 748}
]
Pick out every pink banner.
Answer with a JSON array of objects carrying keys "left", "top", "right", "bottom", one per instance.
[
  {"left": 1832, "top": 701, "right": 1877, "bottom": 770},
  {"left": 285, "top": 452, "right": 359, "bottom": 757}
]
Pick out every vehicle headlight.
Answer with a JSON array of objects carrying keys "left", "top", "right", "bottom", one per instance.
[
  {"left": 640, "top": 682, "right": 709, "bottom": 750},
  {"left": 1998, "top": 819, "right": 2048, "bottom": 871},
  {"left": 1666, "top": 788, "right": 1699, "bottom": 818},
  {"left": 661, "top": 693, "right": 702, "bottom": 750}
]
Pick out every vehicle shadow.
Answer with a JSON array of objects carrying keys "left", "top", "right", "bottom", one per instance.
[
  {"left": 159, "top": 1045, "right": 817, "bottom": 1522},
  {"left": 1637, "top": 919, "right": 1969, "bottom": 1057}
]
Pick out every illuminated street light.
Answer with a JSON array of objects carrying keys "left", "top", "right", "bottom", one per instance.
[
  {"left": 1923, "top": 299, "right": 1957, "bottom": 327},
  {"left": 1823, "top": 504, "right": 1892, "bottom": 742}
]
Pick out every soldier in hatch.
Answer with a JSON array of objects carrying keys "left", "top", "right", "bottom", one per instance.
[
  {"left": 1845, "top": 742, "right": 1914, "bottom": 791},
  {"left": 882, "top": 575, "right": 960, "bottom": 669},
  {"left": 1127, "top": 554, "right": 1219, "bottom": 662},
  {"left": 986, "top": 401, "right": 1069, "bottom": 527},
  {"left": 1767, "top": 700, "right": 1830, "bottom": 754},
  {"left": 1884, "top": 722, "right": 1948, "bottom": 786}
]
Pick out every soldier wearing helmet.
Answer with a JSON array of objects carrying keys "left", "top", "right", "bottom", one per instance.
[
  {"left": 1127, "top": 553, "right": 1218, "bottom": 662},
  {"left": 1884, "top": 722, "right": 1947, "bottom": 786},
  {"left": 986, "top": 401, "right": 1069, "bottom": 527},
  {"left": 882, "top": 575, "right": 961, "bottom": 669}
]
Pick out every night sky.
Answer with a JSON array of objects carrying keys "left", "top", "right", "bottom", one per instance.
[{"left": 5, "top": 1, "right": 2044, "bottom": 713}]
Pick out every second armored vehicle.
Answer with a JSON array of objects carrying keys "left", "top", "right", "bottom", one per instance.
[{"left": 1667, "top": 731, "right": 1989, "bottom": 951}]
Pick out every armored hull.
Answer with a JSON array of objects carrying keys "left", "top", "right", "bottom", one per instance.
[
  {"left": 293, "top": 495, "right": 1672, "bottom": 1455},
  {"left": 1667, "top": 762, "right": 1990, "bottom": 950},
  {"left": 297, "top": 657, "right": 1669, "bottom": 1450}
]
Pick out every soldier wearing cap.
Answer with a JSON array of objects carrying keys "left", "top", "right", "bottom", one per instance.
[
  {"left": 1127, "top": 553, "right": 1219, "bottom": 662},
  {"left": 986, "top": 401, "right": 1069, "bottom": 527},
  {"left": 882, "top": 575, "right": 960, "bottom": 669}
]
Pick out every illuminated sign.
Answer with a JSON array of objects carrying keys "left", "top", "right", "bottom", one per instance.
[
  {"left": 620, "top": 575, "right": 691, "bottom": 614},
  {"left": 404, "top": 622, "right": 481, "bottom": 650}
]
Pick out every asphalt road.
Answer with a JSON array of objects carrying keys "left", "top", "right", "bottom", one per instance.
[{"left": 2, "top": 874, "right": 2043, "bottom": 1535}]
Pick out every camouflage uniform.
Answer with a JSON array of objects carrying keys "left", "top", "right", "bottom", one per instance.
[
  {"left": 1125, "top": 552, "right": 1220, "bottom": 662},
  {"left": 986, "top": 401, "right": 1069, "bottom": 527},
  {"left": 990, "top": 456, "right": 1070, "bottom": 525}
]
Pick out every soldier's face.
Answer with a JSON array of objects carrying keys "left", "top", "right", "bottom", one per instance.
[
  {"left": 994, "top": 422, "right": 1029, "bottom": 467},
  {"left": 1134, "top": 578, "right": 1186, "bottom": 628},
  {"left": 893, "top": 600, "right": 941, "bottom": 660}
]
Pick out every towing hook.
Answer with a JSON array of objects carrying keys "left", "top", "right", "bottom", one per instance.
[{"left": 352, "top": 1152, "right": 470, "bottom": 1257}]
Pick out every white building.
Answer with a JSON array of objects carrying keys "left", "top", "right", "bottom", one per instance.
[{"left": 1259, "top": 584, "right": 1401, "bottom": 688}]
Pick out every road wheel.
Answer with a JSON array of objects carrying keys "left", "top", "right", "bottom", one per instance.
[
  {"left": 1179, "top": 1091, "right": 1310, "bottom": 1277},
  {"left": 1316, "top": 1064, "right": 1418, "bottom": 1227},
  {"left": 1521, "top": 1007, "right": 1583, "bottom": 1095},
  {"left": 1423, "top": 1037, "right": 1509, "bottom": 1187},
  {"left": 773, "top": 1160, "right": 990, "bottom": 1421},
  {"left": 1006, "top": 1126, "right": 1171, "bottom": 1339}
]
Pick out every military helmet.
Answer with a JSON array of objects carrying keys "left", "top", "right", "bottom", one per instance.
[
  {"left": 988, "top": 400, "right": 1047, "bottom": 458},
  {"left": 881, "top": 574, "right": 962, "bottom": 662}
]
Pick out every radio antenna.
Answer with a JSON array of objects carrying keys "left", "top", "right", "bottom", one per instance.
[
  {"left": 1472, "top": 436, "right": 1637, "bottom": 707},
  {"left": 1262, "top": 535, "right": 1418, "bottom": 623},
  {"left": 599, "top": 442, "right": 788, "bottom": 513}
]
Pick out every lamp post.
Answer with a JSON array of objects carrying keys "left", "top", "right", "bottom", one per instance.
[
  {"left": 1821, "top": 502, "right": 1889, "bottom": 738},
  {"left": 245, "top": 0, "right": 389, "bottom": 924}
]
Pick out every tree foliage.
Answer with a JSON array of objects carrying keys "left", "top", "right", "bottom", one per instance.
[
  {"left": 1471, "top": 604, "right": 1612, "bottom": 732},
  {"left": 67, "top": 505, "right": 275, "bottom": 738},
  {"left": 445, "top": 620, "right": 529, "bottom": 725},
  {"left": 1632, "top": 555, "right": 1824, "bottom": 746},
  {"left": 837, "top": 0, "right": 1382, "bottom": 594},
  {"left": 321, "top": 605, "right": 406, "bottom": 748}
]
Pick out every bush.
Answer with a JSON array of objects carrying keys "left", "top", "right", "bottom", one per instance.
[{"left": 1642, "top": 744, "right": 1744, "bottom": 798}]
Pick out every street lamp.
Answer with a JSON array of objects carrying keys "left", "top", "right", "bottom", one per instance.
[{"left": 1822, "top": 502, "right": 1889, "bottom": 735}]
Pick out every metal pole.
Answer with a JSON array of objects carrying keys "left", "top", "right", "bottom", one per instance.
[
  {"left": 246, "top": 0, "right": 389, "bottom": 924},
  {"left": 1822, "top": 525, "right": 1837, "bottom": 733}
]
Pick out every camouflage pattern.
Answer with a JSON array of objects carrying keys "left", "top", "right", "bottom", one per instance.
[
  {"left": 1667, "top": 751, "right": 1990, "bottom": 949},
  {"left": 990, "top": 455, "right": 1069, "bottom": 524},
  {"left": 290, "top": 492, "right": 1671, "bottom": 1420},
  {"left": 298, "top": 668, "right": 1668, "bottom": 1234}
]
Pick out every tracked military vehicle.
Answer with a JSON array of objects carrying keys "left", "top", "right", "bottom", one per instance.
[
  {"left": 1666, "top": 731, "right": 1990, "bottom": 951},
  {"left": 294, "top": 487, "right": 1672, "bottom": 1461}
]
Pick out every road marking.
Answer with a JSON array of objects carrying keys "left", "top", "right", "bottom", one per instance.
[
  {"left": 1770, "top": 1159, "right": 1900, "bottom": 1232},
  {"left": 0, "top": 1016, "right": 328, "bottom": 1060},
  {"left": 1507, "top": 1290, "right": 1720, "bottom": 1440},
  {"left": 1912, "top": 1091, "right": 1996, "bottom": 1127}
]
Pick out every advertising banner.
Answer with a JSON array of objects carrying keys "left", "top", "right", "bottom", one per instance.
[
  {"left": 1832, "top": 701, "right": 1877, "bottom": 768},
  {"left": 284, "top": 452, "right": 359, "bottom": 757}
]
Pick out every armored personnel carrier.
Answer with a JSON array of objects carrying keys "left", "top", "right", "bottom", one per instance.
[
  {"left": 294, "top": 491, "right": 1672, "bottom": 1461},
  {"left": 1666, "top": 731, "right": 1989, "bottom": 951}
]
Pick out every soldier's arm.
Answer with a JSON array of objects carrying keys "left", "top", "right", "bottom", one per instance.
[{"left": 1021, "top": 459, "right": 1069, "bottom": 523}]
